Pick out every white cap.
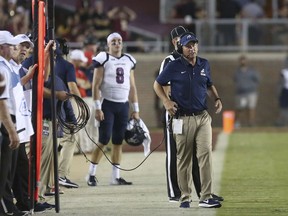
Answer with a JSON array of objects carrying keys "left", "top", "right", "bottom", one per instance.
[
  {"left": 0, "top": 30, "right": 19, "bottom": 45},
  {"left": 70, "top": 49, "right": 88, "bottom": 63},
  {"left": 107, "top": 32, "right": 122, "bottom": 44},
  {"left": 12, "top": 34, "right": 34, "bottom": 48}
]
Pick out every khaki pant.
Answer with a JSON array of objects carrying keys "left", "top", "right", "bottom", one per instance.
[
  {"left": 173, "top": 111, "right": 213, "bottom": 202},
  {"left": 40, "top": 120, "right": 55, "bottom": 196},
  {"left": 58, "top": 133, "right": 76, "bottom": 178}
]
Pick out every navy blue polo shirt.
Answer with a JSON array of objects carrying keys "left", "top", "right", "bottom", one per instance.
[
  {"left": 55, "top": 55, "right": 77, "bottom": 91},
  {"left": 43, "top": 76, "right": 67, "bottom": 119},
  {"left": 43, "top": 76, "right": 76, "bottom": 123},
  {"left": 156, "top": 56, "right": 213, "bottom": 112}
]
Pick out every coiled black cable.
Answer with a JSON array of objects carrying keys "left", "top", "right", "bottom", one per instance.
[{"left": 56, "top": 93, "right": 90, "bottom": 134}]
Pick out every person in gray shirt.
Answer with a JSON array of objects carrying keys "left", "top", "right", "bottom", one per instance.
[{"left": 234, "top": 55, "right": 260, "bottom": 127}]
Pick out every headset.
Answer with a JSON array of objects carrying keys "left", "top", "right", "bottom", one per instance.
[
  {"left": 176, "top": 32, "right": 198, "bottom": 54},
  {"left": 56, "top": 38, "right": 69, "bottom": 55}
]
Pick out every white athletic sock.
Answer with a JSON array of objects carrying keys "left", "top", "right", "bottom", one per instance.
[
  {"left": 89, "top": 163, "right": 97, "bottom": 176},
  {"left": 112, "top": 164, "right": 120, "bottom": 180}
]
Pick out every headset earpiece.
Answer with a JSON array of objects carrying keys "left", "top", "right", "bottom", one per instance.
[
  {"left": 176, "top": 40, "right": 183, "bottom": 54},
  {"left": 56, "top": 38, "right": 69, "bottom": 55}
]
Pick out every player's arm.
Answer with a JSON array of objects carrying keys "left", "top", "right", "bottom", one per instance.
[
  {"left": 207, "top": 85, "right": 222, "bottom": 114},
  {"left": 20, "top": 64, "right": 37, "bottom": 86},
  {"left": 67, "top": 81, "right": 81, "bottom": 97},
  {"left": 92, "top": 66, "right": 104, "bottom": 121},
  {"left": 43, "top": 87, "right": 69, "bottom": 101},
  {"left": 0, "top": 99, "right": 20, "bottom": 149},
  {"left": 129, "top": 69, "right": 139, "bottom": 119},
  {"left": 153, "top": 80, "right": 177, "bottom": 116}
]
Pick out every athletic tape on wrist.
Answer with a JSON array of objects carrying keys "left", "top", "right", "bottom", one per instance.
[
  {"left": 132, "top": 102, "right": 139, "bottom": 112},
  {"left": 94, "top": 100, "right": 101, "bottom": 110}
]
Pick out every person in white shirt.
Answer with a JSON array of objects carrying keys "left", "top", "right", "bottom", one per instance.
[{"left": 0, "top": 30, "right": 21, "bottom": 214}]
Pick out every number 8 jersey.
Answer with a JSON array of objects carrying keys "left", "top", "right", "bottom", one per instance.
[{"left": 92, "top": 51, "right": 136, "bottom": 103}]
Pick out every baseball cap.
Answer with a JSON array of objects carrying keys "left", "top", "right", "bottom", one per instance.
[
  {"left": 107, "top": 32, "right": 122, "bottom": 44},
  {"left": 0, "top": 30, "right": 19, "bottom": 45},
  {"left": 170, "top": 26, "right": 188, "bottom": 40},
  {"left": 70, "top": 49, "right": 88, "bottom": 63},
  {"left": 179, "top": 32, "right": 198, "bottom": 46},
  {"left": 12, "top": 34, "right": 34, "bottom": 48}
]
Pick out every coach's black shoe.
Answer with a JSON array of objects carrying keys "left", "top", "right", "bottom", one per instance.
[
  {"left": 179, "top": 201, "right": 190, "bottom": 208},
  {"left": 211, "top": 193, "right": 224, "bottom": 202},
  {"left": 38, "top": 202, "right": 55, "bottom": 210},
  {"left": 110, "top": 177, "right": 132, "bottom": 185},
  {"left": 199, "top": 198, "right": 222, "bottom": 208}
]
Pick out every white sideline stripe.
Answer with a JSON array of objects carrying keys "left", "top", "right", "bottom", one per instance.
[{"left": 212, "top": 132, "right": 229, "bottom": 196}]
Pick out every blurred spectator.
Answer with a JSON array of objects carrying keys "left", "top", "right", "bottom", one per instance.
[
  {"left": 69, "top": 49, "right": 90, "bottom": 98},
  {"left": 91, "top": 0, "right": 111, "bottom": 42},
  {"left": 234, "top": 55, "right": 260, "bottom": 128},
  {"left": 272, "top": 0, "right": 288, "bottom": 45},
  {"left": 10, "top": 6, "right": 29, "bottom": 35},
  {"left": 239, "top": 0, "right": 265, "bottom": 45},
  {"left": 171, "top": 0, "right": 197, "bottom": 19},
  {"left": 170, "top": 0, "right": 206, "bottom": 32},
  {"left": 83, "top": 36, "right": 99, "bottom": 69},
  {"left": 0, "top": 0, "right": 9, "bottom": 29},
  {"left": 275, "top": 56, "right": 288, "bottom": 127},
  {"left": 56, "top": 15, "right": 75, "bottom": 39},
  {"left": 81, "top": 36, "right": 99, "bottom": 97},
  {"left": 70, "top": 48, "right": 98, "bottom": 153},
  {"left": 107, "top": 6, "right": 136, "bottom": 41},
  {"left": 126, "top": 36, "right": 146, "bottom": 53},
  {"left": 217, "top": 0, "right": 241, "bottom": 45}
]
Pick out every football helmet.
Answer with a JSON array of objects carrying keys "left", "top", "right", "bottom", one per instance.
[{"left": 125, "top": 119, "right": 146, "bottom": 146}]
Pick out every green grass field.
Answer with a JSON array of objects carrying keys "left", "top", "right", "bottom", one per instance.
[{"left": 216, "top": 132, "right": 288, "bottom": 216}]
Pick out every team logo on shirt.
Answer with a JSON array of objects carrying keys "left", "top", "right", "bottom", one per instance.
[
  {"left": 200, "top": 69, "right": 206, "bottom": 76},
  {"left": 19, "top": 98, "right": 30, "bottom": 116}
]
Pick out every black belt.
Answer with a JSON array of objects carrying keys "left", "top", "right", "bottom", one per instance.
[{"left": 178, "top": 110, "right": 205, "bottom": 117}]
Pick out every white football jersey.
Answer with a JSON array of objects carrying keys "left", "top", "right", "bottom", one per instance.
[{"left": 93, "top": 52, "right": 136, "bottom": 103}]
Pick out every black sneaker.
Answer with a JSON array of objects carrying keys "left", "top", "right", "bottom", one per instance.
[
  {"left": 59, "top": 176, "right": 79, "bottom": 188},
  {"left": 34, "top": 203, "right": 48, "bottom": 213},
  {"left": 211, "top": 193, "right": 224, "bottom": 202},
  {"left": 110, "top": 177, "right": 132, "bottom": 185},
  {"left": 86, "top": 175, "right": 97, "bottom": 186},
  {"left": 179, "top": 201, "right": 190, "bottom": 208},
  {"left": 199, "top": 198, "right": 222, "bottom": 208},
  {"left": 38, "top": 202, "right": 55, "bottom": 210},
  {"left": 0, "top": 198, "right": 27, "bottom": 216}
]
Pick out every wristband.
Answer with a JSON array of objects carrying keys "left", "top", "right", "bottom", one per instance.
[
  {"left": 94, "top": 100, "right": 101, "bottom": 110},
  {"left": 132, "top": 102, "right": 139, "bottom": 112},
  {"left": 215, "top": 97, "right": 221, "bottom": 102}
]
